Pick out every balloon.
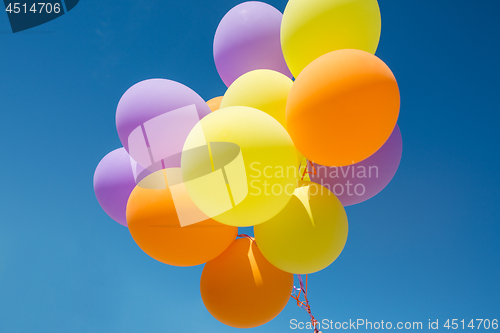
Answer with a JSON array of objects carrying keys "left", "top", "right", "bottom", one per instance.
[
  {"left": 286, "top": 49, "right": 400, "bottom": 167},
  {"left": 281, "top": 0, "right": 381, "bottom": 77},
  {"left": 115, "top": 79, "right": 211, "bottom": 156},
  {"left": 200, "top": 238, "right": 293, "bottom": 328},
  {"left": 93, "top": 148, "right": 136, "bottom": 227},
  {"left": 181, "top": 106, "right": 298, "bottom": 227},
  {"left": 214, "top": 2, "right": 293, "bottom": 87},
  {"left": 220, "top": 70, "right": 302, "bottom": 165},
  {"left": 206, "top": 96, "right": 223, "bottom": 112},
  {"left": 311, "top": 124, "right": 403, "bottom": 206},
  {"left": 126, "top": 170, "right": 238, "bottom": 267},
  {"left": 220, "top": 69, "right": 293, "bottom": 128},
  {"left": 254, "top": 183, "right": 348, "bottom": 274}
]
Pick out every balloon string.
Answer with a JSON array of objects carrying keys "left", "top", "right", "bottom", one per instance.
[
  {"left": 237, "top": 234, "right": 257, "bottom": 245},
  {"left": 301, "top": 160, "right": 317, "bottom": 180},
  {"left": 291, "top": 274, "right": 320, "bottom": 333}
]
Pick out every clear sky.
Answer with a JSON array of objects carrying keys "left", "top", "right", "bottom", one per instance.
[{"left": 1, "top": 0, "right": 499, "bottom": 332}]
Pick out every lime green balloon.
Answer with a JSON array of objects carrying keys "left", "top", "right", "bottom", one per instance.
[
  {"left": 281, "top": 0, "right": 381, "bottom": 77},
  {"left": 181, "top": 106, "right": 298, "bottom": 227},
  {"left": 221, "top": 69, "right": 293, "bottom": 128},
  {"left": 254, "top": 183, "right": 348, "bottom": 274}
]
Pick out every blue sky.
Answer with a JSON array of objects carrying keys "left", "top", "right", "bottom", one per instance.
[{"left": 1, "top": 0, "right": 499, "bottom": 332}]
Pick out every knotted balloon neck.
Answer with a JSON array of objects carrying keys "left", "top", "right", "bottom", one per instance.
[
  {"left": 291, "top": 274, "right": 321, "bottom": 333},
  {"left": 237, "top": 234, "right": 257, "bottom": 244}
]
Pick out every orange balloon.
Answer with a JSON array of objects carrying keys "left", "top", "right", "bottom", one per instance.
[
  {"left": 206, "top": 96, "right": 224, "bottom": 112},
  {"left": 126, "top": 184, "right": 237, "bottom": 267},
  {"left": 286, "top": 49, "right": 400, "bottom": 167},
  {"left": 200, "top": 238, "right": 293, "bottom": 328}
]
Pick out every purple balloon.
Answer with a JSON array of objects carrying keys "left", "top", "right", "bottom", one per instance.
[
  {"left": 116, "top": 79, "right": 212, "bottom": 153},
  {"left": 310, "top": 125, "right": 403, "bottom": 206},
  {"left": 214, "top": 1, "right": 293, "bottom": 87},
  {"left": 93, "top": 148, "right": 137, "bottom": 227}
]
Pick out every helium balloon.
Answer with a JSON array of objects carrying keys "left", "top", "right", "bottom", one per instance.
[
  {"left": 281, "top": 0, "right": 381, "bottom": 77},
  {"left": 214, "top": 2, "right": 293, "bottom": 87},
  {"left": 181, "top": 106, "right": 298, "bottom": 227},
  {"left": 220, "top": 69, "right": 293, "bottom": 128},
  {"left": 255, "top": 183, "right": 348, "bottom": 274},
  {"left": 93, "top": 148, "right": 136, "bottom": 227},
  {"left": 221, "top": 69, "right": 303, "bottom": 165},
  {"left": 126, "top": 170, "right": 238, "bottom": 266},
  {"left": 286, "top": 49, "right": 400, "bottom": 167},
  {"left": 115, "top": 79, "right": 211, "bottom": 159},
  {"left": 311, "top": 124, "right": 403, "bottom": 206},
  {"left": 200, "top": 238, "right": 293, "bottom": 328},
  {"left": 206, "top": 96, "right": 223, "bottom": 112}
]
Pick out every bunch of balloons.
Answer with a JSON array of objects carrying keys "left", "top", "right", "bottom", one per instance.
[{"left": 93, "top": 0, "right": 402, "bottom": 330}]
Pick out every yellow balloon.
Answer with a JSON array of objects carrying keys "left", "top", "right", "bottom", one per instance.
[
  {"left": 220, "top": 69, "right": 303, "bottom": 165},
  {"left": 220, "top": 70, "right": 293, "bottom": 128},
  {"left": 181, "top": 106, "right": 298, "bottom": 227},
  {"left": 254, "top": 182, "right": 348, "bottom": 274},
  {"left": 281, "top": 0, "right": 381, "bottom": 77}
]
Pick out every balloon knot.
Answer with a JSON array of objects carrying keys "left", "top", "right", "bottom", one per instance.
[{"left": 237, "top": 234, "right": 257, "bottom": 245}]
